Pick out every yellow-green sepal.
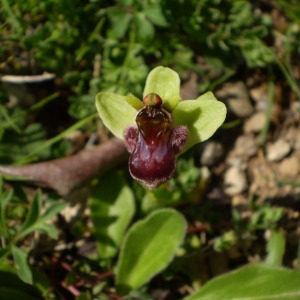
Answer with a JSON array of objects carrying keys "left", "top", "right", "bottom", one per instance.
[
  {"left": 95, "top": 92, "right": 137, "bottom": 140},
  {"left": 173, "top": 91, "right": 226, "bottom": 151}
]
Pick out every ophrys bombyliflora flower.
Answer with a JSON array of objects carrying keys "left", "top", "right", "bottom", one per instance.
[{"left": 95, "top": 66, "right": 226, "bottom": 189}]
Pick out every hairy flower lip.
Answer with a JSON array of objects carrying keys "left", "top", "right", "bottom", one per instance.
[{"left": 125, "top": 99, "right": 182, "bottom": 189}]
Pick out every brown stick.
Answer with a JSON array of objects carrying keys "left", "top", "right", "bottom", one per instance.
[{"left": 0, "top": 138, "right": 128, "bottom": 196}]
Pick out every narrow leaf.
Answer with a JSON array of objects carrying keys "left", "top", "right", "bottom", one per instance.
[
  {"left": 143, "top": 67, "right": 181, "bottom": 111},
  {"left": 89, "top": 172, "right": 135, "bottom": 259},
  {"left": 265, "top": 229, "right": 286, "bottom": 266},
  {"left": 0, "top": 246, "right": 10, "bottom": 263},
  {"left": 40, "top": 202, "right": 67, "bottom": 222},
  {"left": 185, "top": 263, "right": 300, "bottom": 300},
  {"left": 12, "top": 246, "right": 33, "bottom": 284},
  {"left": 0, "top": 188, "right": 13, "bottom": 237},
  {"left": 17, "top": 203, "right": 66, "bottom": 240},
  {"left": 116, "top": 208, "right": 187, "bottom": 295},
  {"left": 95, "top": 92, "right": 137, "bottom": 140},
  {"left": 173, "top": 92, "right": 226, "bottom": 151},
  {"left": 21, "top": 190, "right": 42, "bottom": 232}
]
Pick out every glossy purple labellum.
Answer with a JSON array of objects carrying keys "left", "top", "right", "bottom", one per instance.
[{"left": 124, "top": 93, "right": 188, "bottom": 189}]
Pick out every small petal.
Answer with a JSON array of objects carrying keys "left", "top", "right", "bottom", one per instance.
[
  {"left": 173, "top": 92, "right": 226, "bottom": 151},
  {"left": 96, "top": 92, "right": 137, "bottom": 140},
  {"left": 124, "top": 125, "right": 138, "bottom": 153},
  {"left": 169, "top": 126, "right": 188, "bottom": 155},
  {"left": 126, "top": 93, "right": 144, "bottom": 110},
  {"left": 143, "top": 66, "right": 181, "bottom": 112}
]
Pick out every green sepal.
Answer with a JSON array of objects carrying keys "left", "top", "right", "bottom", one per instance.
[
  {"left": 173, "top": 92, "right": 226, "bottom": 151},
  {"left": 143, "top": 66, "right": 181, "bottom": 112},
  {"left": 95, "top": 92, "right": 137, "bottom": 140}
]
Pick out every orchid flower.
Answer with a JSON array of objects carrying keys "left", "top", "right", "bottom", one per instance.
[{"left": 95, "top": 66, "right": 226, "bottom": 189}]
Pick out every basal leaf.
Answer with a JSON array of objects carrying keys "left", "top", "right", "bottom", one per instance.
[
  {"left": 143, "top": 67, "right": 181, "bottom": 111},
  {"left": 0, "top": 287, "right": 41, "bottom": 300},
  {"left": 0, "top": 268, "right": 42, "bottom": 299},
  {"left": 185, "top": 263, "right": 300, "bottom": 300},
  {"left": 95, "top": 92, "right": 137, "bottom": 140},
  {"left": 173, "top": 92, "right": 226, "bottom": 151},
  {"left": 89, "top": 171, "right": 135, "bottom": 259},
  {"left": 116, "top": 208, "right": 187, "bottom": 295}
]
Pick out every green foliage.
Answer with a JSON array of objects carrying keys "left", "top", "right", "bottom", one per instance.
[
  {"left": 1, "top": 0, "right": 299, "bottom": 298},
  {"left": 116, "top": 208, "right": 187, "bottom": 295},
  {"left": 89, "top": 171, "right": 135, "bottom": 259},
  {"left": 185, "top": 263, "right": 300, "bottom": 300},
  {"left": 0, "top": 268, "right": 42, "bottom": 300},
  {"left": 0, "top": 178, "right": 65, "bottom": 289},
  {"left": 2, "top": 0, "right": 294, "bottom": 120},
  {"left": 0, "top": 97, "right": 49, "bottom": 164}
]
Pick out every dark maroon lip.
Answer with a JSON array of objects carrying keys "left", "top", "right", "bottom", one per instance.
[{"left": 124, "top": 94, "right": 188, "bottom": 189}]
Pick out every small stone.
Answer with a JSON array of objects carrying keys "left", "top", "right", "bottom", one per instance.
[
  {"left": 200, "top": 141, "right": 224, "bottom": 166},
  {"left": 216, "top": 81, "right": 254, "bottom": 118},
  {"left": 243, "top": 112, "right": 266, "bottom": 133},
  {"left": 235, "top": 135, "right": 258, "bottom": 157},
  {"left": 294, "top": 130, "right": 300, "bottom": 150},
  {"left": 279, "top": 156, "right": 299, "bottom": 177},
  {"left": 266, "top": 139, "right": 291, "bottom": 162},
  {"left": 224, "top": 167, "right": 247, "bottom": 196},
  {"left": 249, "top": 83, "right": 268, "bottom": 103},
  {"left": 232, "top": 194, "right": 248, "bottom": 207}
]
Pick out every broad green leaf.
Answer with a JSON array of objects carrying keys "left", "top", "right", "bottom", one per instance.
[
  {"left": 95, "top": 92, "right": 137, "bottom": 140},
  {"left": 265, "top": 229, "right": 285, "bottom": 266},
  {"left": 89, "top": 172, "right": 135, "bottom": 259},
  {"left": 12, "top": 246, "right": 33, "bottom": 284},
  {"left": 116, "top": 208, "right": 187, "bottom": 295},
  {"left": 173, "top": 92, "right": 226, "bottom": 151},
  {"left": 0, "top": 288, "right": 41, "bottom": 300},
  {"left": 185, "top": 263, "right": 300, "bottom": 300},
  {"left": 0, "top": 268, "right": 42, "bottom": 299},
  {"left": 143, "top": 67, "right": 181, "bottom": 111}
]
